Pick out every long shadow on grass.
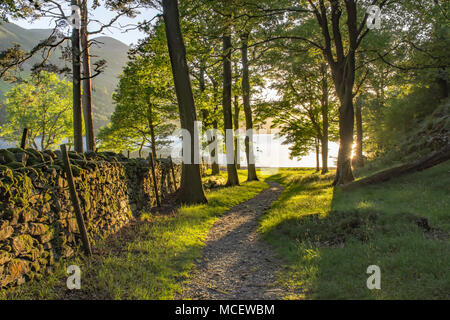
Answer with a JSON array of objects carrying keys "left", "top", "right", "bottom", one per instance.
[{"left": 263, "top": 167, "right": 450, "bottom": 299}]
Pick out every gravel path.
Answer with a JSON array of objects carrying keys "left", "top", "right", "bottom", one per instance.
[{"left": 180, "top": 181, "right": 289, "bottom": 300}]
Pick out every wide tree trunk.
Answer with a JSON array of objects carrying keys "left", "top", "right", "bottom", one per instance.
[
  {"left": 222, "top": 30, "right": 239, "bottom": 186},
  {"left": 240, "top": 33, "right": 258, "bottom": 181},
  {"left": 329, "top": 1, "right": 359, "bottom": 186},
  {"left": 320, "top": 63, "right": 329, "bottom": 174},
  {"left": 81, "top": 0, "right": 95, "bottom": 152},
  {"left": 353, "top": 95, "right": 364, "bottom": 167},
  {"left": 71, "top": 0, "right": 83, "bottom": 153},
  {"left": 162, "top": 0, "right": 207, "bottom": 204},
  {"left": 333, "top": 83, "right": 355, "bottom": 185}
]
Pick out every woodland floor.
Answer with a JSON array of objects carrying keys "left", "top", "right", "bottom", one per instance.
[{"left": 178, "top": 181, "right": 293, "bottom": 300}]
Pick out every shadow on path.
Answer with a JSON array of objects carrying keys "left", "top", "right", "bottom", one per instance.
[{"left": 179, "top": 181, "right": 292, "bottom": 300}]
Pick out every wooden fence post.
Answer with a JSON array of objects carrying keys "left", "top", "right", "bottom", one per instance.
[
  {"left": 149, "top": 153, "right": 161, "bottom": 207},
  {"left": 20, "top": 128, "right": 29, "bottom": 149},
  {"left": 169, "top": 155, "right": 177, "bottom": 190},
  {"left": 60, "top": 144, "right": 92, "bottom": 256}
]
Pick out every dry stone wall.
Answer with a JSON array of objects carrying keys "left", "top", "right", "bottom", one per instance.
[{"left": 0, "top": 148, "right": 181, "bottom": 289}]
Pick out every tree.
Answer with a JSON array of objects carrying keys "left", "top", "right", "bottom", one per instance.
[
  {"left": 240, "top": 33, "right": 258, "bottom": 180},
  {"left": 71, "top": 0, "right": 83, "bottom": 152},
  {"left": 319, "top": 63, "right": 330, "bottom": 173},
  {"left": 221, "top": 17, "right": 240, "bottom": 186},
  {"left": 98, "top": 27, "right": 177, "bottom": 158},
  {"left": 80, "top": 0, "right": 139, "bottom": 152},
  {"left": 232, "top": 62, "right": 241, "bottom": 170},
  {"left": 162, "top": 0, "right": 207, "bottom": 204},
  {"left": 179, "top": 1, "right": 224, "bottom": 176},
  {"left": 80, "top": 0, "right": 95, "bottom": 152},
  {"left": 1, "top": 71, "right": 73, "bottom": 150},
  {"left": 307, "top": 0, "right": 363, "bottom": 185},
  {"left": 244, "top": 0, "right": 397, "bottom": 184}
]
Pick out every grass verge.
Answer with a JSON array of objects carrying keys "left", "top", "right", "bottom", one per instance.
[
  {"left": 261, "top": 162, "right": 450, "bottom": 299},
  {"left": 2, "top": 171, "right": 268, "bottom": 300}
]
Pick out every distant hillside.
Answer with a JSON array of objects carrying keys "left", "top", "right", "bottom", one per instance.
[{"left": 0, "top": 22, "right": 129, "bottom": 130}]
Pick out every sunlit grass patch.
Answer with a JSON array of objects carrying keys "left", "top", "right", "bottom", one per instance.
[{"left": 262, "top": 162, "right": 450, "bottom": 299}]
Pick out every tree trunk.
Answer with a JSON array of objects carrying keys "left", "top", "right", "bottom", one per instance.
[
  {"left": 342, "top": 146, "right": 450, "bottom": 191},
  {"left": 315, "top": 137, "right": 320, "bottom": 172},
  {"left": 222, "top": 30, "right": 239, "bottom": 186},
  {"left": 329, "top": 5, "right": 357, "bottom": 185},
  {"left": 320, "top": 63, "right": 329, "bottom": 174},
  {"left": 240, "top": 33, "right": 258, "bottom": 181},
  {"left": 210, "top": 119, "right": 220, "bottom": 175},
  {"left": 331, "top": 59, "right": 355, "bottom": 185},
  {"left": 210, "top": 80, "right": 220, "bottom": 175},
  {"left": 333, "top": 82, "right": 355, "bottom": 185},
  {"left": 436, "top": 67, "right": 448, "bottom": 101},
  {"left": 233, "top": 91, "right": 240, "bottom": 169},
  {"left": 138, "top": 139, "right": 144, "bottom": 158},
  {"left": 81, "top": 0, "right": 95, "bottom": 152},
  {"left": 199, "top": 62, "right": 218, "bottom": 175},
  {"left": 353, "top": 95, "right": 364, "bottom": 167},
  {"left": 71, "top": 0, "right": 83, "bottom": 153},
  {"left": 162, "top": 0, "right": 207, "bottom": 204},
  {"left": 20, "top": 128, "right": 28, "bottom": 149},
  {"left": 148, "top": 101, "right": 157, "bottom": 158},
  {"left": 320, "top": 0, "right": 360, "bottom": 185},
  {"left": 41, "top": 114, "right": 46, "bottom": 150}
]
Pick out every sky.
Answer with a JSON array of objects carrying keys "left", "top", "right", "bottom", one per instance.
[{"left": 11, "top": 2, "right": 339, "bottom": 168}]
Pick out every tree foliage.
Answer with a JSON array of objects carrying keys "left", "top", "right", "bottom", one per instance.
[
  {"left": 1, "top": 71, "right": 73, "bottom": 150},
  {"left": 98, "top": 23, "right": 177, "bottom": 156}
]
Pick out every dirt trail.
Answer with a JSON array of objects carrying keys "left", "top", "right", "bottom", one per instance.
[{"left": 179, "top": 181, "right": 290, "bottom": 300}]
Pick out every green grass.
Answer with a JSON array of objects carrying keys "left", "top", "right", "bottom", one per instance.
[
  {"left": 2, "top": 171, "right": 268, "bottom": 300},
  {"left": 261, "top": 162, "right": 450, "bottom": 299}
]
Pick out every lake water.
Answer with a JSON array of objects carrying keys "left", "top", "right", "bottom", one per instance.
[{"left": 0, "top": 134, "right": 339, "bottom": 168}]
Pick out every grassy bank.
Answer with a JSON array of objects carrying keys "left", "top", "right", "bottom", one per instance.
[
  {"left": 2, "top": 171, "right": 268, "bottom": 299},
  {"left": 261, "top": 162, "right": 450, "bottom": 299}
]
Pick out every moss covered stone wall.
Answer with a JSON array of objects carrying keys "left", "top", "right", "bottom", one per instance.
[{"left": 0, "top": 148, "right": 181, "bottom": 288}]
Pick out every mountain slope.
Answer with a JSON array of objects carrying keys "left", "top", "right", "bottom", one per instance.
[{"left": 0, "top": 22, "right": 129, "bottom": 130}]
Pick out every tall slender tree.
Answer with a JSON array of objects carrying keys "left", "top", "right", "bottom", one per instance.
[
  {"left": 320, "top": 63, "right": 329, "bottom": 173},
  {"left": 71, "top": 0, "right": 83, "bottom": 153},
  {"left": 162, "top": 0, "right": 207, "bottom": 204},
  {"left": 80, "top": 0, "right": 95, "bottom": 151},
  {"left": 240, "top": 33, "right": 258, "bottom": 180},
  {"left": 222, "top": 22, "right": 239, "bottom": 186}
]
